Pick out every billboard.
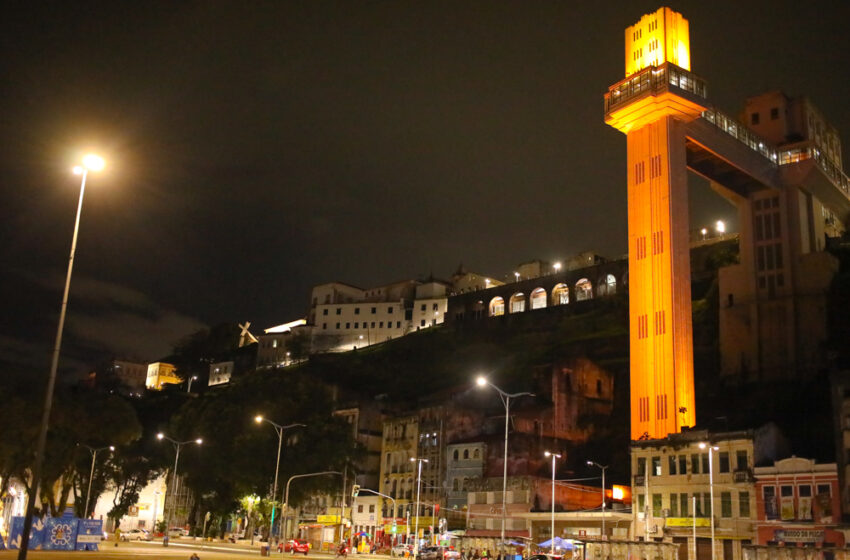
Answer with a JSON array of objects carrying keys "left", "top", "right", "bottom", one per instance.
[{"left": 6, "top": 517, "right": 102, "bottom": 552}]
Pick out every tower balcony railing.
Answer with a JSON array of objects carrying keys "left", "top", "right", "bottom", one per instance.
[
  {"left": 700, "top": 108, "right": 779, "bottom": 164},
  {"left": 604, "top": 62, "right": 708, "bottom": 116}
]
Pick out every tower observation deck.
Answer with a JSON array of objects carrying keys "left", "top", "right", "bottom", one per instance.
[{"left": 605, "top": 7, "right": 849, "bottom": 440}]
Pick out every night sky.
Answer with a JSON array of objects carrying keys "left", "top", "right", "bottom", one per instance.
[{"left": 2, "top": 1, "right": 849, "bottom": 374}]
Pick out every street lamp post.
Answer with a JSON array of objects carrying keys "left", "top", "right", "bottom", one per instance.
[
  {"left": 410, "top": 458, "right": 428, "bottom": 556},
  {"left": 699, "top": 442, "right": 719, "bottom": 560},
  {"left": 586, "top": 460, "right": 609, "bottom": 540},
  {"left": 18, "top": 154, "right": 105, "bottom": 560},
  {"left": 544, "top": 451, "right": 561, "bottom": 555},
  {"left": 186, "top": 375, "right": 198, "bottom": 393},
  {"left": 282, "top": 471, "right": 342, "bottom": 541},
  {"left": 157, "top": 433, "right": 202, "bottom": 546},
  {"left": 475, "top": 376, "right": 534, "bottom": 559},
  {"left": 255, "top": 416, "right": 305, "bottom": 540},
  {"left": 82, "top": 445, "right": 114, "bottom": 518}
]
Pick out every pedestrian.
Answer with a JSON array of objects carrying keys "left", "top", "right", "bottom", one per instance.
[{"left": 114, "top": 527, "right": 121, "bottom": 547}]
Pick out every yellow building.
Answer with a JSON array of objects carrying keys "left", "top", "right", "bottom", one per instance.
[
  {"left": 145, "top": 362, "right": 181, "bottom": 390},
  {"left": 631, "top": 431, "right": 757, "bottom": 560}
]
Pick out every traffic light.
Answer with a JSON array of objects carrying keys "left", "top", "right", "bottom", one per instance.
[{"left": 351, "top": 484, "right": 360, "bottom": 498}]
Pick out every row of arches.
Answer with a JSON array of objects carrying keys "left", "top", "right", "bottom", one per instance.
[{"left": 488, "top": 275, "right": 617, "bottom": 317}]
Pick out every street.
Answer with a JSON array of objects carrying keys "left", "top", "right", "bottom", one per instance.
[{"left": 0, "top": 542, "right": 393, "bottom": 560}]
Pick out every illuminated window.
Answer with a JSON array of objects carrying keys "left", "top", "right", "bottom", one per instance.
[
  {"left": 576, "top": 278, "right": 593, "bottom": 301},
  {"left": 530, "top": 288, "right": 547, "bottom": 309},
  {"left": 509, "top": 293, "right": 525, "bottom": 313},
  {"left": 489, "top": 297, "right": 505, "bottom": 317},
  {"left": 552, "top": 283, "right": 569, "bottom": 305}
]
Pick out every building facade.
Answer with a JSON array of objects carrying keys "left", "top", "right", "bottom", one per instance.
[
  {"left": 145, "top": 362, "right": 180, "bottom": 390},
  {"left": 631, "top": 431, "right": 758, "bottom": 560},
  {"left": 753, "top": 457, "right": 843, "bottom": 549},
  {"left": 446, "top": 442, "right": 486, "bottom": 511}
]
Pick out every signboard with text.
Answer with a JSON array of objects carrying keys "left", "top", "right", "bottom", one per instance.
[{"left": 665, "top": 517, "right": 711, "bottom": 527}]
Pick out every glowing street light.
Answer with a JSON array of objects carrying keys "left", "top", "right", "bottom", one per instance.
[
  {"left": 544, "top": 451, "right": 562, "bottom": 554},
  {"left": 254, "top": 416, "right": 305, "bottom": 539},
  {"left": 475, "top": 376, "right": 534, "bottom": 559},
  {"left": 18, "top": 154, "right": 105, "bottom": 560},
  {"left": 186, "top": 375, "right": 199, "bottom": 393},
  {"left": 514, "top": 271, "right": 520, "bottom": 282},
  {"left": 700, "top": 228, "right": 708, "bottom": 241},
  {"left": 81, "top": 445, "right": 115, "bottom": 519},
  {"left": 715, "top": 220, "right": 726, "bottom": 234},
  {"left": 699, "top": 442, "right": 719, "bottom": 559},
  {"left": 553, "top": 262, "right": 562, "bottom": 274},
  {"left": 157, "top": 433, "right": 202, "bottom": 546}
]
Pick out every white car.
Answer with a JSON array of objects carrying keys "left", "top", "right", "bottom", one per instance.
[
  {"left": 167, "top": 527, "right": 189, "bottom": 538},
  {"left": 392, "top": 544, "right": 413, "bottom": 557},
  {"left": 121, "top": 529, "right": 151, "bottom": 541}
]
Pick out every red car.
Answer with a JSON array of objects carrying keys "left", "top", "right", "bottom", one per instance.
[{"left": 281, "top": 539, "right": 310, "bottom": 555}]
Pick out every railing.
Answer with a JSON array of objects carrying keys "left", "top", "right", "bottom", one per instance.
[
  {"left": 700, "top": 108, "right": 779, "bottom": 164},
  {"left": 780, "top": 146, "right": 850, "bottom": 197},
  {"left": 604, "top": 62, "right": 708, "bottom": 115}
]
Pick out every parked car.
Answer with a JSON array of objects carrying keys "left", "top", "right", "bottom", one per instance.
[
  {"left": 392, "top": 544, "right": 413, "bottom": 557},
  {"left": 528, "top": 555, "right": 563, "bottom": 560},
  {"left": 280, "top": 539, "right": 310, "bottom": 554},
  {"left": 417, "top": 546, "right": 460, "bottom": 560},
  {"left": 167, "top": 527, "right": 189, "bottom": 538},
  {"left": 120, "top": 529, "right": 151, "bottom": 541}
]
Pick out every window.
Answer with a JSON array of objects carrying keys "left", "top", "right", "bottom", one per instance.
[
  {"left": 388, "top": 307, "right": 394, "bottom": 314},
  {"left": 680, "top": 493, "right": 689, "bottom": 516},
  {"left": 652, "top": 494, "right": 662, "bottom": 517},
  {"left": 751, "top": 112, "right": 760, "bottom": 125},
  {"left": 336, "top": 323, "right": 340, "bottom": 329},
  {"left": 452, "top": 479, "right": 459, "bottom": 491},
  {"left": 420, "top": 320, "right": 425, "bottom": 327},
  {"left": 770, "top": 107, "right": 779, "bottom": 120},
  {"left": 357, "top": 505, "right": 364, "bottom": 513},
  {"left": 371, "top": 307, "right": 377, "bottom": 314},
  {"left": 379, "top": 322, "right": 384, "bottom": 328},
  {"left": 371, "top": 322, "right": 375, "bottom": 328},
  {"left": 739, "top": 491, "right": 750, "bottom": 517},
  {"left": 701, "top": 453, "right": 709, "bottom": 474},
  {"left": 432, "top": 303, "right": 438, "bottom": 310},
  {"left": 453, "top": 450, "right": 459, "bottom": 460},
  {"left": 354, "top": 322, "right": 359, "bottom": 328},
  {"left": 336, "top": 308, "right": 341, "bottom": 315},
  {"left": 651, "top": 456, "right": 661, "bottom": 476},
  {"left": 736, "top": 450, "right": 748, "bottom": 470},
  {"left": 669, "top": 494, "right": 678, "bottom": 517},
  {"left": 463, "top": 449, "right": 469, "bottom": 459},
  {"left": 719, "top": 451, "right": 730, "bottom": 473},
  {"left": 669, "top": 455, "right": 677, "bottom": 475},
  {"left": 703, "top": 492, "right": 712, "bottom": 516},
  {"left": 552, "top": 284, "right": 569, "bottom": 305},
  {"left": 473, "top": 449, "right": 480, "bottom": 459},
  {"left": 421, "top": 304, "right": 426, "bottom": 311},
  {"left": 721, "top": 492, "right": 732, "bottom": 517},
  {"left": 396, "top": 321, "right": 401, "bottom": 328},
  {"left": 817, "top": 483, "right": 831, "bottom": 497},
  {"left": 323, "top": 323, "right": 327, "bottom": 330},
  {"left": 576, "top": 278, "right": 593, "bottom": 301},
  {"left": 355, "top": 308, "right": 360, "bottom": 315},
  {"left": 369, "top": 504, "right": 375, "bottom": 513},
  {"left": 764, "top": 486, "right": 778, "bottom": 520},
  {"left": 323, "top": 309, "right": 328, "bottom": 316},
  {"left": 509, "top": 293, "right": 525, "bottom": 313},
  {"left": 489, "top": 297, "right": 505, "bottom": 317},
  {"left": 637, "top": 457, "right": 647, "bottom": 476},
  {"left": 679, "top": 455, "right": 688, "bottom": 475},
  {"left": 637, "top": 493, "right": 645, "bottom": 513}
]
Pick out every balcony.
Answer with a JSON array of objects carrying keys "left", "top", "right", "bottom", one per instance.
[
  {"left": 732, "top": 469, "right": 753, "bottom": 483},
  {"left": 701, "top": 108, "right": 778, "bottom": 164},
  {"left": 604, "top": 62, "right": 708, "bottom": 117}
]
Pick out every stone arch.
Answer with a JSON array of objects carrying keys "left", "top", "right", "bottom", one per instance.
[
  {"left": 552, "top": 283, "right": 569, "bottom": 305},
  {"left": 530, "top": 287, "right": 547, "bottom": 309},
  {"left": 489, "top": 296, "right": 505, "bottom": 317},
  {"left": 509, "top": 292, "right": 526, "bottom": 313},
  {"left": 605, "top": 273, "right": 617, "bottom": 295},
  {"left": 576, "top": 278, "right": 593, "bottom": 301}
]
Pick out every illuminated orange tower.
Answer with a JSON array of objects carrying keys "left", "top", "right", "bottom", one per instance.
[{"left": 604, "top": 7, "right": 701, "bottom": 439}]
